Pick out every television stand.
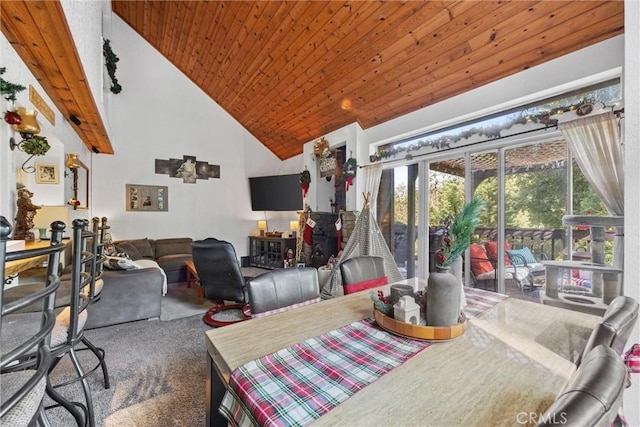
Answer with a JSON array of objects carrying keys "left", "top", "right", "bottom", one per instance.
[{"left": 248, "top": 236, "right": 296, "bottom": 269}]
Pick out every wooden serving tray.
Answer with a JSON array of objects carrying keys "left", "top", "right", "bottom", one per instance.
[{"left": 373, "top": 308, "right": 467, "bottom": 342}]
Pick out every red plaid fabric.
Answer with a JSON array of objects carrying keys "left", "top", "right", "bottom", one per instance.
[{"left": 219, "top": 288, "right": 508, "bottom": 426}]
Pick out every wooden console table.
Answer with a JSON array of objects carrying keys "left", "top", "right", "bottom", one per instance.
[
  {"left": 5, "top": 240, "right": 69, "bottom": 277},
  {"left": 248, "top": 236, "right": 296, "bottom": 269}
]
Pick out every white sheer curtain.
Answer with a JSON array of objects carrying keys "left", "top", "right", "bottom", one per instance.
[
  {"left": 361, "top": 163, "right": 383, "bottom": 212},
  {"left": 559, "top": 111, "right": 624, "bottom": 286},
  {"left": 559, "top": 111, "right": 624, "bottom": 215}
]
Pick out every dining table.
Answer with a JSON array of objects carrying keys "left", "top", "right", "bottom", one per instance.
[{"left": 204, "top": 279, "right": 600, "bottom": 426}]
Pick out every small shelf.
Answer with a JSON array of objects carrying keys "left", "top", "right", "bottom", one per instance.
[{"left": 248, "top": 236, "right": 296, "bottom": 269}]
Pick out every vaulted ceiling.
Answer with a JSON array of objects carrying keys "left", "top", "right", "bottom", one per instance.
[
  {"left": 2, "top": 1, "right": 625, "bottom": 160},
  {"left": 112, "top": 1, "right": 624, "bottom": 160}
]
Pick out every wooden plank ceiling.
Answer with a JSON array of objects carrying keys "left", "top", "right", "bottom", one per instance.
[
  {"left": 2, "top": 1, "right": 624, "bottom": 160},
  {"left": 1, "top": 1, "right": 113, "bottom": 154},
  {"left": 113, "top": 1, "right": 623, "bottom": 160}
]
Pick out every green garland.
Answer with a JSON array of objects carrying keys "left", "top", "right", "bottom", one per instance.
[
  {"left": 103, "top": 39, "right": 122, "bottom": 94},
  {"left": 0, "top": 67, "right": 26, "bottom": 102},
  {"left": 370, "top": 97, "right": 601, "bottom": 162}
]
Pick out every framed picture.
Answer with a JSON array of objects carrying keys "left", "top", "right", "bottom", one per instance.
[
  {"left": 35, "top": 163, "right": 59, "bottom": 184},
  {"left": 126, "top": 184, "right": 168, "bottom": 212}
]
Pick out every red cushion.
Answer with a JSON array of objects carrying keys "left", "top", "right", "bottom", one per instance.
[
  {"left": 343, "top": 276, "right": 389, "bottom": 295},
  {"left": 484, "top": 241, "right": 512, "bottom": 266},
  {"left": 470, "top": 244, "right": 494, "bottom": 275}
]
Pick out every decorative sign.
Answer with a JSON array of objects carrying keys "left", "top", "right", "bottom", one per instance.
[
  {"left": 155, "top": 155, "right": 220, "bottom": 184},
  {"left": 29, "top": 85, "right": 55, "bottom": 125}
]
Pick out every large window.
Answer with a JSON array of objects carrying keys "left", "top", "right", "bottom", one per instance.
[{"left": 375, "top": 80, "right": 620, "bottom": 298}]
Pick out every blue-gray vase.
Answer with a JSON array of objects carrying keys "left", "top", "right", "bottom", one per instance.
[{"left": 425, "top": 265, "right": 461, "bottom": 326}]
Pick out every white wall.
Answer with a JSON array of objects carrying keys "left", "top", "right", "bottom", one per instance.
[
  {"left": 1, "top": 31, "right": 91, "bottom": 232},
  {"left": 91, "top": 16, "right": 294, "bottom": 254},
  {"left": 622, "top": 0, "right": 640, "bottom": 422}
]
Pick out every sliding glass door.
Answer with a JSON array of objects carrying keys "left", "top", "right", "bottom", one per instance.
[{"left": 378, "top": 165, "right": 420, "bottom": 279}]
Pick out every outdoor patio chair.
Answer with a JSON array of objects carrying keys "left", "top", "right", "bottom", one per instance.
[{"left": 469, "top": 243, "right": 530, "bottom": 293}]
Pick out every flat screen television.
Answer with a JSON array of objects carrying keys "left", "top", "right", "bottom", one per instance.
[{"left": 249, "top": 174, "right": 303, "bottom": 211}]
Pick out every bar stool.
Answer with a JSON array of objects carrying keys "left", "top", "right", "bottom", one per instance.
[{"left": 1, "top": 217, "right": 66, "bottom": 426}]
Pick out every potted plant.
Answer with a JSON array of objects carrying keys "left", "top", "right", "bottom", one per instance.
[{"left": 21, "top": 135, "right": 50, "bottom": 156}]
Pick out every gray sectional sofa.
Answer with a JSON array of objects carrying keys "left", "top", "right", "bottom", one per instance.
[
  {"left": 85, "top": 237, "right": 193, "bottom": 329},
  {"left": 5, "top": 237, "right": 194, "bottom": 329}
]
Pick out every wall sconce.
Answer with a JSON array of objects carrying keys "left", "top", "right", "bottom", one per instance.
[
  {"left": 10, "top": 107, "right": 41, "bottom": 139},
  {"left": 32, "top": 205, "right": 70, "bottom": 240},
  {"left": 257, "top": 220, "right": 267, "bottom": 236},
  {"left": 289, "top": 221, "right": 299, "bottom": 238},
  {"left": 65, "top": 153, "right": 81, "bottom": 209}
]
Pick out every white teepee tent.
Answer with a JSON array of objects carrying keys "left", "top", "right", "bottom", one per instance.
[{"left": 321, "top": 165, "right": 404, "bottom": 298}]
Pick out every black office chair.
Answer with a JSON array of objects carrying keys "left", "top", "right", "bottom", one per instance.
[
  {"left": 576, "top": 295, "right": 639, "bottom": 367},
  {"left": 339, "top": 255, "right": 388, "bottom": 295},
  {"left": 1, "top": 216, "right": 65, "bottom": 426},
  {"left": 192, "top": 238, "right": 248, "bottom": 303},
  {"left": 537, "top": 345, "right": 627, "bottom": 427},
  {"left": 247, "top": 267, "right": 320, "bottom": 318}
]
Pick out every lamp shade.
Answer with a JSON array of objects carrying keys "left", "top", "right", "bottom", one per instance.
[
  {"left": 33, "top": 205, "right": 70, "bottom": 231},
  {"left": 257, "top": 220, "right": 267, "bottom": 230},
  {"left": 290, "top": 221, "right": 299, "bottom": 231}
]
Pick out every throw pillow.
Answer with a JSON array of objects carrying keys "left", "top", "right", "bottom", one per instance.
[
  {"left": 469, "top": 243, "right": 494, "bottom": 275},
  {"left": 507, "top": 247, "right": 537, "bottom": 266},
  {"left": 115, "top": 242, "right": 143, "bottom": 261},
  {"left": 104, "top": 256, "right": 142, "bottom": 271},
  {"left": 483, "top": 241, "right": 512, "bottom": 266},
  {"left": 127, "top": 238, "right": 155, "bottom": 259}
]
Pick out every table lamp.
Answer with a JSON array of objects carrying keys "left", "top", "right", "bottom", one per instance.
[
  {"left": 33, "top": 205, "right": 70, "bottom": 240},
  {"left": 257, "top": 220, "right": 267, "bottom": 236},
  {"left": 290, "top": 221, "right": 299, "bottom": 238}
]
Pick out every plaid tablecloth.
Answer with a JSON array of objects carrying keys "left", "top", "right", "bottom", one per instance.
[{"left": 220, "top": 287, "right": 508, "bottom": 427}]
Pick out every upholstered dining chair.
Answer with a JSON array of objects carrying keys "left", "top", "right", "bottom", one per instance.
[
  {"left": 192, "top": 238, "right": 248, "bottom": 303},
  {"left": 1, "top": 217, "right": 65, "bottom": 426},
  {"left": 575, "top": 295, "right": 639, "bottom": 367},
  {"left": 537, "top": 345, "right": 627, "bottom": 427},
  {"left": 339, "top": 255, "right": 388, "bottom": 295},
  {"left": 247, "top": 267, "right": 321, "bottom": 318}
]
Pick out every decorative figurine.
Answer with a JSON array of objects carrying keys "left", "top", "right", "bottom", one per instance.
[
  {"left": 14, "top": 188, "right": 40, "bottom": 242},
  {"left": 394, "top": 295, "right": 421, "bottom": 325}
]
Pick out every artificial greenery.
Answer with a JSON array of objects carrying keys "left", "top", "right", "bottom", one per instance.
[
  {"left": 369, "top": 97, "right": 606, "bottom": 163},
  {"left": 21, "top": 135, "right": 50, "bottom": 156},
  {"left": 370, "top": 290, "right": 394, "bottom": 316},
  {"left": 0, "top": 67, "right": 26, "bottom": 102},
  {"left": 436, "top": 197, "right": 484, "bottom": 267},
  {"left": 103, "top": 39, "right": 122, "bottom": 94}
]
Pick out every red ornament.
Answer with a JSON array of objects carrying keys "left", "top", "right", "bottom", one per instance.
[{"left": 4, "top": 110, "right": 21, "bottom": 125}]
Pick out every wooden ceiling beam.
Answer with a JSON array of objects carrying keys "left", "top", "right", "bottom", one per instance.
[{"left": 1, "top": 0, "right": 113, "bottom": 154}]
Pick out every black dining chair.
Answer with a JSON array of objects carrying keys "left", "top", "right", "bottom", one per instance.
[
  {"left": 247, "top": 267, "right": 320, "bottom": 318},
  {"left": 537, "top": 345, "right": 627, "bottom": 427},
  {"left": 1, "top": 216, "right": 66, "bottom": 426}
]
